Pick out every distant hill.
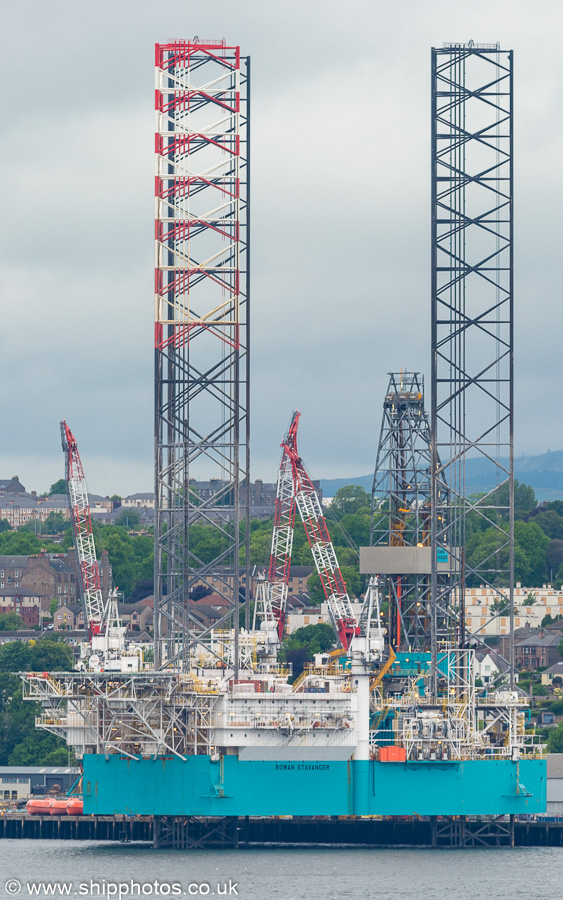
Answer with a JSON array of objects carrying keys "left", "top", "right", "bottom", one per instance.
[{"left": 320, "top": 450, "right": 563, "bottom": 502}]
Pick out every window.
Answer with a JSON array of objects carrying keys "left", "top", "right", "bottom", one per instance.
[
  {"left": 11, "top": 791, "right": 17, "bottom": 799},
  {"left": 14, "top": 570, "right": 18, "bottom": 577},
  {"left": 0, "top": 570, "right": 4, "bottom": 577}
]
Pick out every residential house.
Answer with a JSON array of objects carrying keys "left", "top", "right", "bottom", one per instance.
[
  {"left": 184, "top": 479, "right": 323, "bottom": 520},
  {"left": 0, "top": 550, "right": 112, "bottom": 622},
  {"left": 0, "top": 491, "right": 70, "bottom": 529},
  {"left": 54, "top": 604, "right": 86, "bottom": 631},
  {"left": 0, "top": 629, "right": 40, "bottom": 646},
  {"left": 117, "top": 601, "right": 153, "bottom": 632},
  {"left": 474, "top": 648, "right": 510, "bottom": 685},
  {"left": 0, "top": 590, "right": 41, "bottom": 627},
  {"left": 121, "top": 493, "right": 155, "bottom": 509},
  {"left": 0, "top": 477, "right": 26, "bottom": 494},
  {"left": 285, "top": 594, "right": 328, "bottom": 634},
  {"left": 464, "top": 584, "right": 563, "bottom": 637},
  {"left": 542, "top": 661, "right": 563, "bottom": 686},
  {"left": 514, "top": 629, "right": 562, "bottom": 670}
]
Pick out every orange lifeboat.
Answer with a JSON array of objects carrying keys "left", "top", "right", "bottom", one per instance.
[
  {"left": 49, "top": 799, "right": 69, "bottom": 816},
  {"left": 26, "top": 799, "right": 54, "bottom": 815},
  {"left": 66, "top": 799, "right": 83, "bottom": 816}
]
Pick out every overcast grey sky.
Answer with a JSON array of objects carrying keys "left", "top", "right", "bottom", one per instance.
[{"left": 0, "top": 0, "right": 561, "bottom": 495}]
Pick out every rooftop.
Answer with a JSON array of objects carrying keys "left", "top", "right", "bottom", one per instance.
[{"left": 0, "top": 767, "right": 80, "bottom": 775}]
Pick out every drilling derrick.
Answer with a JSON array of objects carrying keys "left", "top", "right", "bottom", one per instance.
[
  {"left": 369, "top": 373, "right": 450, "bottom": 651},
  {"left": 154, "top": 40, "right": 250, "bottom": 669}
]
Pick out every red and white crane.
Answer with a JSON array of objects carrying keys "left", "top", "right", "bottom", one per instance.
[
  {"left": 61, "top": 421, "right": 138, "bottom": 671},
  {"left": 61, "top": 420, "right": 105, "bottom": 641},
  {"left": 266, "top": 418, "right": 298, "bottom": 644},
  {"left": 261, "top": 412, "right": 367, "bottom": 653}
]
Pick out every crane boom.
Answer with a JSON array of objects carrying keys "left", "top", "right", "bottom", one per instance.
[
  {"left": 281, "top": 412, "right": 360, "bottom": 651},
  {"left": 267, "top": 417, "right": 299, "bottom": 642},
  {"left": 60, "top": 421, "right": 104, "bottom": 638}
]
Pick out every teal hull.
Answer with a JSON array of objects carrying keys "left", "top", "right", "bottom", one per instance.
[{"left": 83, "top": 755, "right": 546, "bottom": 817}]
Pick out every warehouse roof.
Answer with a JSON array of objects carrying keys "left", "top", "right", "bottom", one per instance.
[{"left": 0, "top": 767, "right": 80, "bottom": 775}]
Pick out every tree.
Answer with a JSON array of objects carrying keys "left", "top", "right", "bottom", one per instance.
[
  {"left": 514, "top": 521, "right": 550, "bottom": 585},
  {"left": 341, "top": 565, "right": 361, "bottom": 598},
  {"left": 248, "top": 529, "right": 273, "bottom": 565},
  {"left": 330, "top": 485, "right": 371, "bottom": 518},
  {"left": 48, "top": 479, "right": 66, "bottom": 496},
  {"left": 542, "top": 614, "right": 563, "bottom": 627},
  {"left": 282, "top": 623, "right": 336, "bottom": 679},
  {"left": 338, "top": 513, "right": 370, "bottom": 546},
  {"left": 307, "top": 565, "right": 361, "bottom": 604},
  {"left": 49, "top": 598, "right": 58, "bottom": 619},
  {"left": 0, "top": 636, "right": 74, "bottom": 764},
  {"left": 534, "top": 510, "right": 563, "bottom": 542},
  {"left": 490, "top": 597, "right": 514, "bottom": 616},
  {"left": 114, "top": 509, "right": 141, "bottom": 530},
  {"left": 547, "top": 540, "right": 563, "bottom": 579},
  {"left": 490, "top": 481, "right": 536, "bottom": 519},
  {"left": 307, "top": 572, "right": 323, "bottom": 604},
  {"left": 130, "top": 579, "right": 154, "bottom": 603},
  {"left": 547, "top": 721, "right": 563, "bottom": 752},
  {"left": 0, "top": 519, "right": 11, "bottom": 534},
  {"left": 100, "top": 532, "right": 136, "bottom": 595},
  {"left": 41, "top": 512, "right": 69, "bottom": 534},
  {"left": 0, "top": 612, "right": 24, "bottom": 631}
]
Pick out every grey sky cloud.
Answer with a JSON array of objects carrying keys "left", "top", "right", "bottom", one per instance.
[{"left": 1, "top": 0, "right": 561, "bottom": 495}]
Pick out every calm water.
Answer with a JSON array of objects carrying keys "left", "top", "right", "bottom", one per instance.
[{"left": 0, "top": 841, "right": 562, "bottom": 900}]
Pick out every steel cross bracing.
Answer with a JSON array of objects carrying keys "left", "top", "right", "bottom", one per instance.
[
  {"left": 60, "top": 421, "right": 104, "bottom": 638},
  {"left": 371, "top": 373, "right": 451, "bottom": 651},
  {"left": 431, "top": 45, "right": 514, "bottom": 683},
  {"left": 23, "top": 672, "right": 220, "bottom": 759},
  {"left": 154, "top": 41, "right": 250, "bottom": 670}
]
